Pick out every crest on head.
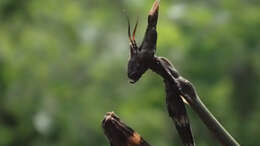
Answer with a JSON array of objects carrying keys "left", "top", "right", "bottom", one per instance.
[
  {"left": 127, "top": 17, "right": 139, "bottom": 57},
  {"left": 126, "top": 0, "right": 160, "bottom": 84}
]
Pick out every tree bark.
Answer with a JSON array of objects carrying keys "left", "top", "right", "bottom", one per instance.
[{"left": 102, "top": 112, "right": 150, "bottom": 146}]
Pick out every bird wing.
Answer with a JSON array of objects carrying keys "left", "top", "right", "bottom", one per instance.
[
  {"left": 160, "top": 58, "right": 195, "bottom": 146},
  {"left": 165, "top": 81, "right": 195, "bottom": 146}
]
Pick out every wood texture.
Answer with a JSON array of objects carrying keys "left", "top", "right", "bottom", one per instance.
[{"left": 102, "top": 112, "right": 150, "bottom": 146}]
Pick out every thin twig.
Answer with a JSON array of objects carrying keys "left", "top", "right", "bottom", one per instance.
[{"left": 150, "top": 57, "right": 240, "bottom": 146}]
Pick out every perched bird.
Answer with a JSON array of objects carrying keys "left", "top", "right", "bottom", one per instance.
[{"left": 127, "top": 1, "right": 195, "bottom": 145}]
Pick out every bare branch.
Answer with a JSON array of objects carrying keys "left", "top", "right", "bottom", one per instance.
[{"left": 102, "top": 112, "right": 150, "bottom": 146}]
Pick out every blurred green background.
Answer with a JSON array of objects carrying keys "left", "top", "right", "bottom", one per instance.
[{"left": 0, "top": 0, "right": 260, "bottom": 146}]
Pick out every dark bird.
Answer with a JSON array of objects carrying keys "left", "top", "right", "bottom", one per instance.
[{"left": 127, "top": 1, "right": 195, "bottom": 145}]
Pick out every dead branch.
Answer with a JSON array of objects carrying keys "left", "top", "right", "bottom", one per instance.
[{"left": 102, "top": 112, "right": 150, "bottom": 146}]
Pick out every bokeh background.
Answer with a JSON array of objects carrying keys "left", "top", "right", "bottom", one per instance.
[{"left": 0, "top": 0, "right": 260, "bottom": 145}]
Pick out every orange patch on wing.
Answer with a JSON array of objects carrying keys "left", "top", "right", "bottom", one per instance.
[
  {"left": 180, "top": 95, "right": 189, "bottom": 105},
  {"left": 128, "top": 132, "right": 141, "bottom": 146}
]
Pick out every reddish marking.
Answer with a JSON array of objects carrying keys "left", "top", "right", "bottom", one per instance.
[
  {"left": 128, "top": 132, "right": 141, "bottom": 146},
  {"left": 149, "top": 0, "right": 160, "bottom": 16}
]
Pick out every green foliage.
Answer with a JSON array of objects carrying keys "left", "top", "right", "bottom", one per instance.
[{"left": 0, "top": 0, "right": 259, "bottom": 145}]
